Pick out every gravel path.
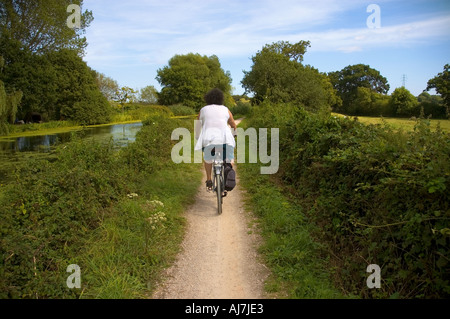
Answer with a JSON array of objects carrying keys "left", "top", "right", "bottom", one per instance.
[{"left": 152, "top": 164, "right": 269, "bottom": 299}]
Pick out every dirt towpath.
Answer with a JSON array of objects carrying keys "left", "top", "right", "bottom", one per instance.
[{"left": 152, "top": 156, "right": 269, "bottom": 299}]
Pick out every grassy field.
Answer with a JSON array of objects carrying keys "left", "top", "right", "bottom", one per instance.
[{"left": 332, "top": 112, "right": 450, "bottom": 133}]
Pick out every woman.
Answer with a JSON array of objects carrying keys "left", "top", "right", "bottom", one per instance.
[{"left": 194, "top": 88, "right": 237, "bottom": 190}]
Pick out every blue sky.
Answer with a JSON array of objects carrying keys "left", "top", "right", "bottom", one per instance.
[{"left": 82, "top": 0, "right": 450, "bottom": 97}]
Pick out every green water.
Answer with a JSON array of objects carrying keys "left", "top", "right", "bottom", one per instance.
[
  {"left": 0, "top": 122, "right": 143, "bottom": 154},
  {"left": 0, "top": 122, "right": 143, "bottom": 181}
]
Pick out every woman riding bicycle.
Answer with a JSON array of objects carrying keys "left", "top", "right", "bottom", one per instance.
[{"left": 194, "top": 88, "right": 237, "bottom": 190}]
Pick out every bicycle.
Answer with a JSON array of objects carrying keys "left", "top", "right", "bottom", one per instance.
[{"left": 210, "top": 148, "right": 227, "bottom": 215}]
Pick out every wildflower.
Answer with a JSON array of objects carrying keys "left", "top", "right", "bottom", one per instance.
[
  {"left": 127, "top": 193, "right": 139, "bottom": 199},
  {"left": 146, "top": 211, "right": 167, "bottom": 229}
]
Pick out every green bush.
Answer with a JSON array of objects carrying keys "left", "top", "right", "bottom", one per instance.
[
  {"left": 0, "top": 138, "right": 127, "bottom": 298},
  {"left": 229, "top": 100, "right": 252, "bottom": 117},
  {"left": 0, "top": 110, "right": 193, "bottom": 298},
  {"left": 247, "top": 103, "right": 450, "bottom": 298},
  {"left": 168, "top": 104, "right": 196, "bottom": 116}
]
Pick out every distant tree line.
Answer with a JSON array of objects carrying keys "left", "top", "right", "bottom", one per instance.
[
  {"left": 328, "top": 64, "right": 448, "bottom": 119},
  {"left": 239, "top": 40, "right": 448, "bottom": 119}
]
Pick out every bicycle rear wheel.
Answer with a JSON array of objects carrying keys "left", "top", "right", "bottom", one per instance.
[{"left": 216, "top": 173, "right": 223, "bottom": 215}]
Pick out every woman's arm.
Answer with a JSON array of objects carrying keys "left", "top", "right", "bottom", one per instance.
[{"left": 228, "top": 110, "right": 237, "bottom": 130}]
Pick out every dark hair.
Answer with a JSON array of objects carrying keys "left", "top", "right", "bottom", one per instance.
[{"left": 204, "top": 88, "right": 224, "bottom": 105}]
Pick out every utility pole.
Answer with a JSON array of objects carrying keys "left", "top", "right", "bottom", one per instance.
[{"left": 401, "top": 74, "right": 407, "bottom": 88}]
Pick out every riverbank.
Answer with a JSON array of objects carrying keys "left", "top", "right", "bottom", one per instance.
[
  {"left": 0, "top": 114, "right": 202, "bottom": 298},
  {"left": 0, "top": 120, "right": 142, "bottom": 142},
  {"left": 0, "top": 104, "right": 189, "bottom": 140}
]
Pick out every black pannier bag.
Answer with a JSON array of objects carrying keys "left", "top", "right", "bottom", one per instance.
[{"left": 224, "top": 163, "right": 236, "bottom": 191}]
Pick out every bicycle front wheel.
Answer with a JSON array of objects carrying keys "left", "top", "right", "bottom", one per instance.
[{"left": 216, "top": 173, "right": 223, "bottom": 215}]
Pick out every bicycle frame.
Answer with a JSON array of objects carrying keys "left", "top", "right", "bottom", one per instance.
[{"left": 212, "top": 149, "right": 225, "bottom": 215}]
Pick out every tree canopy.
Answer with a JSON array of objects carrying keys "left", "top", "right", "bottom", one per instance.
[
  {"left": 241, "top": 40, "right": 340, "bottom": 111},
  {"left": 156, "top": 53, "right": 232, "bottom": 111},
  {"left": 0, "top": 35, "right": 110, "bottom": 124},
  {"left": 96, "top": 72, "right": 119, "bottom": 101},
  {"left": 427, "top": 64, "right": 450, "bottom": 110},
  {"left": 328, "top": 64, "right": 389, "bottom": 114},
  {"left": 0, "top": 55, "right": 22, "bottom": 134},
  {"left": 139, "top": 85, "right": 159, "bottom": 104},
  {"left": 390, "top": 87, "right": 418, "bottom": 116},
  {"left": 0, "top": 0, "right": 93, "bottom": 56}
]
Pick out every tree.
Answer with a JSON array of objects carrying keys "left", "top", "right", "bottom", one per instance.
[
  {"left": 390, "top": 87, "right": 418, "bottom": 116},
  {"left": 0, "top": 55, "right": 22, "bottom": 134},
  {"left": 96, "top": 72, "right": 119, "bottom": 101},
  {"left": 0, "top": 35, "right": 111, "bottom": 124},
  {"left": 47, "top": 49, "right": 111, "bottom": 123},
  {"left": 115, "top": 86, "right": 138, "bottom": 110},
  {"left": 328, "top": 64, "right": 390, "bottom": 114},
  {"left": 0, "top": 34, "right": 58, "bottom": 120},
  {"left": 156, "top": 53, "right": 232, "bottom": 110},
  {"left": 241, "top": 40, "right": 339, "bottom": 111},
  {"left": 427, "top": 64, "right": 450, "bottom": 112},
  {"left": 260, "top": 40, "right": 311, "bottom": 63},
  {"left": 418, "top": 91, "right": 446, "bottom": 119},
  {"left": 139, "top": 85, "right": 158, "bottom": 104},
  {"left": 0, "top": 0, "right": 93, "bottom": 56}
]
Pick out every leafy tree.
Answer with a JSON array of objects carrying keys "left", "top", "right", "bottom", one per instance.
[
  {"left": 260, "top": 40, "right": 311, "bottom": 63},
  {"left": 0, "top": 35, "right": 111, "bottom": 124},
  {"left": 0, "top": 55, "right": 22, "bottom": 134},
  {"left": 156, "top": 53, "right": 232, "bottom": 110},
  {"left": 0, "top": 0, "right": 93, "bottom": 56},
  {"left": 426, "top": 64, "right": 450, "bottom": 113},
  {"left": 389, "top": 87, "right": 418, "bottom": 116},
  {"left": 48, "top": 49, "right": 111, "bottom": 123},
  {"left": 115, "top": 86, "right": 138, "bottom": 110},
  {"left": 418, "top": 91, "right": 446, "bottom": 119},
  {"left": 348, "top": 86, "right": 392, "bottom": 116},
  {"left": 63, "top": 88, "right": 111, "bottom": 125},
  {"left": 329, "top": 64, "right": 390, "bottom": 114},
  {"left": 96, "top": 72, "right": 119, "bottom": 101},
  {"left": 241, "top": 40, "right": 340, "bottom": 111},
  {"left": 0, "top": 34, "right": 58, "bottom": 120},
  {"left": 139, "top": 85, "right": 158, "bottom": 104}
]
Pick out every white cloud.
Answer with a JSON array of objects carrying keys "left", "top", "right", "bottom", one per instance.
[
  {"left": 302, "top": 15, "right": 450, "bottom": 53},
  {"left": 84, "top": 0, "right": 449, "bottom": 67},
  {"left": 81, "top": 0, "right": 450, "bottom": 94}
]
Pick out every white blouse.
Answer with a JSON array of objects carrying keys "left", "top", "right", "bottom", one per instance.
[{"left": 194, "top": 104, "right": 236, "bottom": 151}]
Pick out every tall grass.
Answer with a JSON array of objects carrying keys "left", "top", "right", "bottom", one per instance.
[
  {"left": 0, "top": 113, "right": 202, "bottom": 298},
  {"left": 238, "top": 119, "right": 346, "bottom": 299}
]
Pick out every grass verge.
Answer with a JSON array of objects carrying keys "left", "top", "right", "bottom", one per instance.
[
  {"left": 79, "top": 162, "right": 202, "bottom": 299},
  {"left": 237, "top": 119, "right": 347, "bottom": 299}
]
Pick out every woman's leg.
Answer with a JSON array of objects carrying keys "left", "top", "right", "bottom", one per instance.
[{"left": 204, "top": 161, "right": 212, "bottom": 181}]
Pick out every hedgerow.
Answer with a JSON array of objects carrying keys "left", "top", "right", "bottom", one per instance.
[{"left": 247, "top": 102, "right": 449, "bottom": 298}]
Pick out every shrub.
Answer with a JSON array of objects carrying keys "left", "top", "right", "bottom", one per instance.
[
  {"left": 229, "top": 100, "right": 252, "bottom": 117},
  {"left": 0, "top": 138, "right": 127, "bottom": 298},
  {"left": 247, "top": 103, "right": 450, "bottom": 298},
  {"left": 0, "top": 113, "right": 191, "bottom": 298},
  {"left": 168, "top": 104, "right": 196, "bottom": 116}
]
